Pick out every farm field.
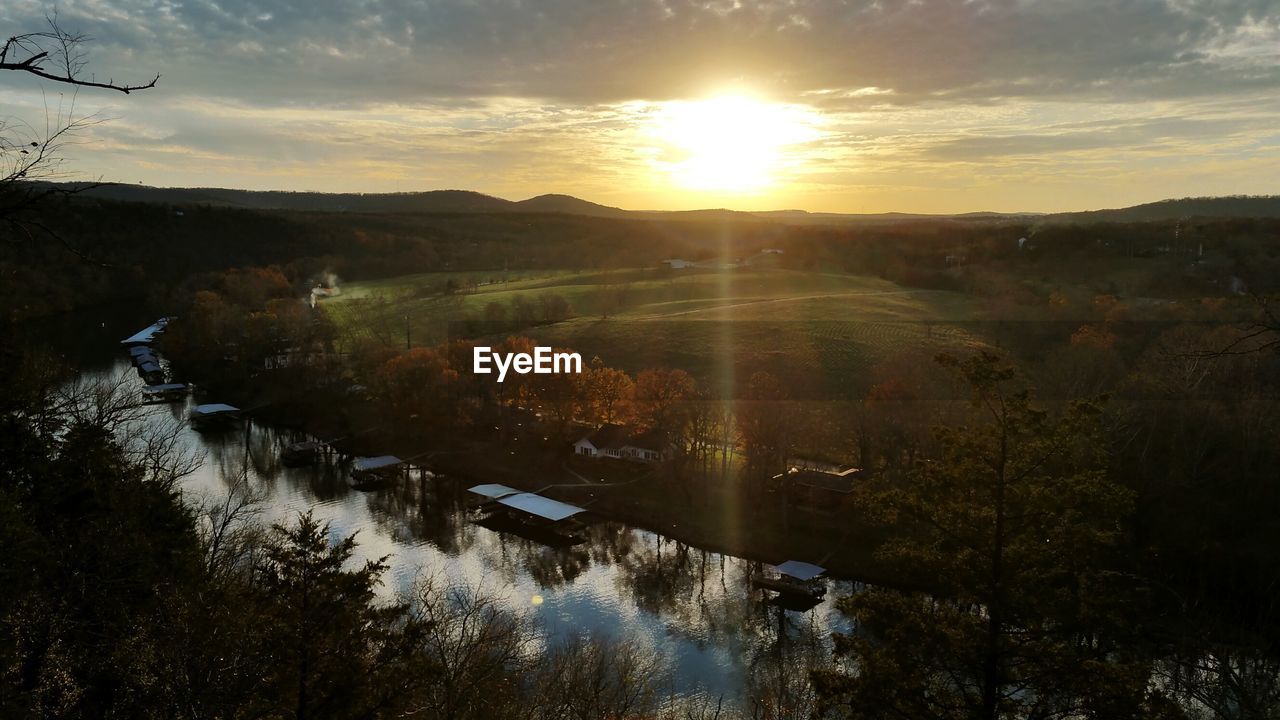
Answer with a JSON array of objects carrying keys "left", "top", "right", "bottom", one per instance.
[{"left": 322, "top": 267, "right": 990, "bottom": 398}]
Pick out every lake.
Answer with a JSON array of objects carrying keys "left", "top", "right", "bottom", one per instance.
[{"left": 39, "top": 304, "right": 856, "bottom": 707}]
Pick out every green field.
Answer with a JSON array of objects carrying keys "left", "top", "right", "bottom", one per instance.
[{"left": 322, "top": 267, "right": 989, "bottom": 398}]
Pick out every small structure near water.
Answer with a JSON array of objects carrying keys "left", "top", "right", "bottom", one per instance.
[
  {"left": 349, "top": 455, "right": 404, "bottom": 489},
  {"left": 752, "top": 560, "right": 828, "bottom": 601},
  {"left": 466, "top": 484, "right": 521, "bottom": 510},
  {"left": 471, "top": 487, "right": 588, "bottom": 546},
  {"left": 189, "top": 403, "right": 241, "bottom": 431},
  {"left": 495, "top": 493, "right": 586, "bottom": 523},
  {"left": 281, "top": 441, "right": 322, "bottom": 467},
  {"left": 121, "top": 318, "right": 172, "bottom": 346},
  {"left": 141, "top": 383, "right": 189, "bottom": 402}
]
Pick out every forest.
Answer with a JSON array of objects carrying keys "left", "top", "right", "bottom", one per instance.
[{"left": 4, "top": 189, "right": 1279, "bottom": 717}]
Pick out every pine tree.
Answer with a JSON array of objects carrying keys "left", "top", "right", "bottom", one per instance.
[{"left": 816, "top": 352, "right": 1179, "bottom": 720}]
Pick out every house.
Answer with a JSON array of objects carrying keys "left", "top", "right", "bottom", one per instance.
[
  {"left": 573, "top": 424, "right": 668, "bottom": 463},
  {"left": 774, "top": 459, "right": 864, "bottom": 512},
  {"left": 761, "top": 248, "right": 784, "bottom": 255},
  {"left": 662, "top": 259, "right": 693, "bottom": 269},
  {"left": 785, "top": 456, "right": 859, "bottom": 476}
]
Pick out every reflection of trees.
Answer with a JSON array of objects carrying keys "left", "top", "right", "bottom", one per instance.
[
  {"left": 740, "top": 604, "right": 832, "bottom": 720},
  {"left": 614, "top": 534, "right": 702, "bottom": 616},
  {"left": 520, "top": 544, "right": 591, "bottom": 588},
  {"left": 612, "top": 533, "right": 772, "bottom": 652},
  {"left": 1157, "top": 649, "right": 1280, "bottom": 719},
  {"left": 245, "top": 422, "right": 284, "bottom": 479},
  {"left": 363, "top": 476, "right": 479, "bottom": 557},
  {"left": 204, "top": 428, "right": 251, "bottom": 490},
  {"left": 580, "top": 521, "right": 641, "bottom": 567},
  {"left": 478, "top": 530, "right": 591, "bottom": 590}
]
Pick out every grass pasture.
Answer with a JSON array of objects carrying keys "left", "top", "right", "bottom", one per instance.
[{"left": 322, "top": 267, "right": 989, "bottom": 398}]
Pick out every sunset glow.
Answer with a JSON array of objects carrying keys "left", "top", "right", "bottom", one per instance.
[
  {"left": 2, "top": 0, "right": 1278, "bottom": 212},
  {"left": 649, "top": 96, "right": 822, "bottom": 193}
]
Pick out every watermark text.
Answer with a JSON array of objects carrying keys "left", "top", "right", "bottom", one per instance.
[{"left": 473, "top": 346, "right": 582, "bottom": 382}]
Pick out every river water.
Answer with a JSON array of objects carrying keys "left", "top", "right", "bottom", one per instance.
[{"left": 35, "top": 305, "right": 855, "bottom": 705}]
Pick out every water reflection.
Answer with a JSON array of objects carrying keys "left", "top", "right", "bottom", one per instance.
[
  {"left": 34, "top": 305, "right": 1280, "bottom": 712},
  {"left": 73, "top": 352, "right": 852, "bottom": 700}
]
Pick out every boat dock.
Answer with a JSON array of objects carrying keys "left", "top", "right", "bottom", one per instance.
[
  {"left": 121, "top": 317, "right": 172, "bottom": 346},
  {"left": 751, "top": 560, "right": 828, "bottom": 601}
]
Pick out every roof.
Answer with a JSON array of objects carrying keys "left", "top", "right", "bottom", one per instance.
[
  {"left": 774, "top": 560, "right": 826, "bottom": 581},
  {"left": 787, "top": 456, "right": 860, "bottom": 474},
  {"left": 580, "top": 424, "right": 665, "bottom": 451},
  {"left": 467, "top": 484, "right": 521, "bottom": 500},
  {"left": 353, "top": 455, "right": 401, "bottom": 472},
  {"left": 142, "top": 383, "right": 187, "bottom": 392},
  {"left": 121, "top": 321, "right": 167, "bottom": 345},
  {"left": 496, "top": 493, "right": 585, "bottom": 522},
  {"left": 790, "top": 469, "right": 859, "bottom": 494},
  {"left": 192, "top": 403, "right": 239, "bottom": 415},
  {"left": 580, "top": 423, "right": 627, "bottom": 449},
  {"left": 137, "top": 361, "right": 162, "bottom": 373}
]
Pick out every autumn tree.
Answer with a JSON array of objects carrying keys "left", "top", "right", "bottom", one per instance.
[
  {"left": 736, "top": 371, "right": 802, "bottom": 486},
  {"left": 531, "top": 350, "right": 587, "bottom": 436},
  {"left": 582, "top": 358, "right": 635, "bottom": 426},
  {"left": 632, "top": 367, "right": 695, "bottom": 442},
  {"left": 860, "top": 349, "right": 961, "bottom": 472},
  {"left": 374, "top": 346, "right": 460, "bottom": 431},
  {"left": 678, "top": 389, "right": 727, "bottom": 479}
]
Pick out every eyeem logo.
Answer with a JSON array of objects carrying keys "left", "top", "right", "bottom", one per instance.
[{"left": 473, "top": 346, "right": 583, "bottom": 382}]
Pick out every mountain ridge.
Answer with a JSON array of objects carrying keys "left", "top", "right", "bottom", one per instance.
[{"left": 35, "top": 183, "right": 1280, "bottom": 224}]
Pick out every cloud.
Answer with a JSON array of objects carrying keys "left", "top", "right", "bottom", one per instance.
[
  {"left": 2, "top": 0, "right": 1278, "bottom": 106},
  {"left": 1, "top": 0, "right": 1279, "bottom": 211}
]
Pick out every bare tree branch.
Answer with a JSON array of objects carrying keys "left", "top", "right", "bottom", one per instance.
[
  {"left": 1, "top": 15, "right": 155, "bottom": 254},
  {"left": 2, "top": 14, "right": 160, "bottom": 93}
]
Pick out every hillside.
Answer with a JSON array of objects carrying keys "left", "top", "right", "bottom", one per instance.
[
  {"left": 512, "top": 193, "right": 629, "bottom": 218},
  {"left": 322, "top": 267, "right": 987, "bottom": 399},
  {"left": 1051, "top": 196, "right": 1280, "bottom": 223},
  {"left": 35, "top": 182, "right": 1279, "bottom": 224},
  {"left": 39, "top": 184, "right": 516, "bottom": 214}
]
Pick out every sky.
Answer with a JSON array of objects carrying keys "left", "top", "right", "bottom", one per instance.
[{"left": 2, "top": 0, "right": 1279, "bottom": 213}]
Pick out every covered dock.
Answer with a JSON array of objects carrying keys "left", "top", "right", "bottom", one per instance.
[
  {"left": 191, "top": 403, "right": 239, "bottom": 417},
  {"left": 774, "top": 560, "right": 827, "bottom": 581},
  {"left": 467, "top": 484, "right": 521, "bottom": 501},
  {"left": 189, "top": 403, "right": 242, "bottom": 431},
  {"left": 121, "top": 318, "right": 171, "bottom": 346},
  {"left": 352, "top": 455, "right": 402, "bottom": 473},
  {"left": 349, "top": 455, "right": 404, "bottom": 490},
  {"left": 141, "top": 383, "right": 188, "bottom": 401},
  {"left": 752, "top": 560, "right": 828, "bottom": 601},
  {"left": 495, "top": 493, "right": 586, "bottom": 523},
  {"left": 281, "top": 441, "right": 322, "bottom": 467}
]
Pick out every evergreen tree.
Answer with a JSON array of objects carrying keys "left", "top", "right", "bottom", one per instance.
[{"left": 816, "top": 352, "right": 1178, "bottom": 720}]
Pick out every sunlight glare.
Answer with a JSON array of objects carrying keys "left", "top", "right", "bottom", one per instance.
[{"left": 650, "top": 95, "right": 821, "bottom": 193}]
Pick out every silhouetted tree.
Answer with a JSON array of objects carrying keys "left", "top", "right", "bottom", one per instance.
[{"left": 817, "top": 352, "right": 1171, "bottom": 720}]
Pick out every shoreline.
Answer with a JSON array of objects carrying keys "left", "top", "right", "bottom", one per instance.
[{"left": 241, "top": 391, "right": 911, "bottom": 586}]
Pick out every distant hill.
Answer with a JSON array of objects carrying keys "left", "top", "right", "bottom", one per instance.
[
  {"left": 1049, "top": 196, "right": 1280, "bottom": 223},
  {"left": 46, "top": 184, "right": 515, "bottom": 214},
  {"left": 754, "top": 209, "right": 1044, "bottom": 223},
  {"left": 33, "top": 183, "right": 1280, "bottom": 225},
  {"left": 513, "top": 193, "right": 628, "bottom": 218}
]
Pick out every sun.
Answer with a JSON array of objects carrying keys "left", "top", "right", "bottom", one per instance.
[{"left": 649, "top": 95, "right": 820, "bottom": 193}]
